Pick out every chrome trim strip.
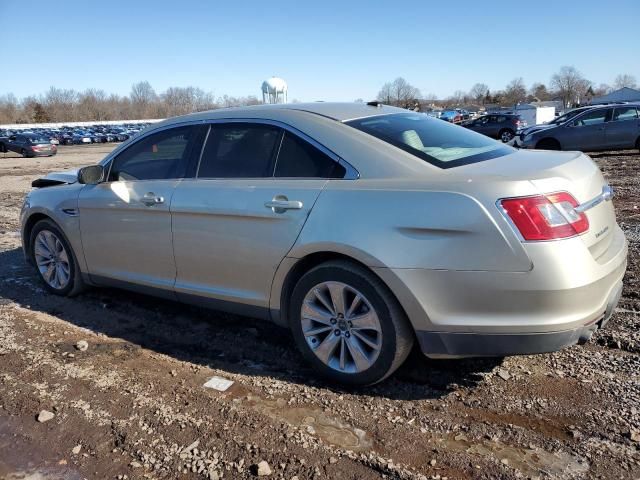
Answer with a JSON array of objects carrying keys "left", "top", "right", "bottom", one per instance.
[
  {"left": 101, "top": 117, "right": 360, "bottom": 181},
  {"left": 575, "top": 185, "right": 614, "bottom": 214}
]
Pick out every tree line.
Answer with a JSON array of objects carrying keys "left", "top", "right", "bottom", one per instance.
[
  {"left": 1, "top": 67, "right": 637, "bottom": 124},
  {"left": 0, "top": 81, "right": 261, "bottom": 125},
  {"left": 377, "top": 67, "right": 638, "bottom": 110}
]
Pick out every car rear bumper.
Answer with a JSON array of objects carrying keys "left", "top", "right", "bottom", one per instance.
[
  {"left": 415, "top": 279, "right": 622, "bottom": 357},
  {"left": 376, "top": 225, "right": 627, "bottom": 357}
]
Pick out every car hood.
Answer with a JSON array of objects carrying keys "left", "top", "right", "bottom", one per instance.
[
  {"left": 520, "top": 123, "right": 557, "bottom": 135},
  {"left": 31, "top": 168, "right": 79, "bottom": 188}
]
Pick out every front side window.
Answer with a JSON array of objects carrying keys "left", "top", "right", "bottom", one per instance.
[
  {"left": 573, "top": 109, "right": 611, "bottom": 127},
  {"left": 197, "top": 123, "right": 280, "bottom": 178},
  {"left": 274, "top": 132, "right": 346, "bottom": 178},
  {"left": 346, "top": 113, "right": 512, "bottom": 168},
  {"left": 109, "top": 126, "right": 196, "bottom": 181},
  {"left": 612, "top": 107, "right": 638, "bottom": 122}
]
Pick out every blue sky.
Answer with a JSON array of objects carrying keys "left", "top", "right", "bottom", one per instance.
[{"left": 1, "top": 0, "right": 638, "bottom": 101}]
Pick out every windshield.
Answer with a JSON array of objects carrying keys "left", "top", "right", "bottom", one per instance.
[
  {"left": 550, "top": 109, "right": 588, "bottom": 125},
  {"left": 346, "top": 113, "right": 512, "bottom": 168}
]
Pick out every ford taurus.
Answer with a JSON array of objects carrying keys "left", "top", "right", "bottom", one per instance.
[{"left": 20, "top": 103, "right": 627, "bottom": 385}]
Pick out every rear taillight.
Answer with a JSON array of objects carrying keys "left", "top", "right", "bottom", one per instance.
[{"left": 499, "top": 192, "right": 589, "bottom": 241}]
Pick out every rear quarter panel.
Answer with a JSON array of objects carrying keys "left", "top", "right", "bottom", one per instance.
[{"left": 289, "top": 179, "right": 533, "bottom": 272}]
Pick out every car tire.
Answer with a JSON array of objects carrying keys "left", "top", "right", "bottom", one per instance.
[
  {"left": 289, "top": 260, "right": 414, "bottom": 386},
  {"left": 635, "top": 136, "right": 640, "bottom": 152},
  {"left": 499, "top": 129, "right": 515, "bottom": 143},
  {"left": 535, "top": 138, "right": 561, "bottom": 150},
  {"left": 30, "top": 219, "right": 85, "bottom": 297},
  {"left": 0, "top": 143, "right": 6, "bottom": 153},
  {"left": 21, "top": 148, "right": 29, "bottom": 158}
]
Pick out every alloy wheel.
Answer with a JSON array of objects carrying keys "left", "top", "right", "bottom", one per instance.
[
  {"left": 34, "top": 230, "right": 71, "bottom": 290},
  {"left": 301, "top": 281, "right": 382, "bottom": 374},
  {"left": 501, "top": 131, "right": 514, "bottom": 143}
]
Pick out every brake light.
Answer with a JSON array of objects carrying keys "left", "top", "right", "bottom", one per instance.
[{"left": 500, "top": 192, "right": 589, "bottom": 241}]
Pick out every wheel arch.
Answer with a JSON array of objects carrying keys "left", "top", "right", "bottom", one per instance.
[
  {"left": 535, "top": 137, "right": 562, "bottom": 150},
  {"left": 22, "top": 212, "right": 53, "bottom": 263},
  {"left": 270, "top": 249, "right": 422, "bottom": 335}
]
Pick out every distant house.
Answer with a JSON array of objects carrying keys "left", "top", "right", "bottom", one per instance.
[{"left": 591, "top": 87, "right": 640, "bottom": 104}]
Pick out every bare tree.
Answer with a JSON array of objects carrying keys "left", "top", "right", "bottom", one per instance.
[
  {"left": 502, "top": 77, "right": 527, "bottom": 106},
  {"left": 377, "top": 78, "right": 420, "bottom": 107},
  {"left": 593, "top": 83, "right": 612, "bottom": 96},
  {"left": 0, "top": 94, "right": 20, "bottom": 124},
  {"left": 77, "top": 89, "right": 110, "bottom": 121},
  {"left": 376, "top": 82, "right": 393, "bottom": 104},
  {"left": 613, "top": 74, "right": 637, "bottom": 90},
  {"left": 529, "top": 82, "right": 550, "bottom": 102},
  {"left": 469, "top": 83, "right": 489, "bottom": 104},
  {"left": 130, "top": 81, "right": 157, "bottom": 118},
  {"left": 43, "top": 87, "right": 78, "bottom": 122},
  {"left": 550, "top": 66, "right": 590, "bottom": 108}
]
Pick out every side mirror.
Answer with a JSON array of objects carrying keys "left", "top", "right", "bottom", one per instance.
[{"left": 78, "top": 165, "right": 104, "bottom": 184}]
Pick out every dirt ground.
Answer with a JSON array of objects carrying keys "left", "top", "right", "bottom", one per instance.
[{"left": 0, "top": 144, "right": 638, "bottom": 480}]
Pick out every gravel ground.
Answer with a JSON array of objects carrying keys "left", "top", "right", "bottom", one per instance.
[{"left": 0, "top": 145, "right": 638, "bottom": 480}]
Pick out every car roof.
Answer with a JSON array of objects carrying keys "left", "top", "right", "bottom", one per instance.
[{"left": 167, "top": 102, "right": 408, "bottom": 124}]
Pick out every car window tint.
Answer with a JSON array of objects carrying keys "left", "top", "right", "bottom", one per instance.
[
  {"left": 197, "top": 124, "right": 280, "bottom": 178},
  {"left": 274, "top": 132, "right": 346, "bottom": 178},
  {"left": 573, "top": 109, "right": 609, "bottom": 127},
  {"left": 496, "top": 116, "right": 507, "bottom": 123},
  {"left": 109, "top": 126, "right": 195, "bottom": 181},
  {"left": 613, "top": 107, "right": 638, "bottom": 122}
]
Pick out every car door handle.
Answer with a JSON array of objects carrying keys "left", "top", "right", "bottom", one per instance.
[
  {"left": 141, "top": 192, "right": 164, "bottom": 206},
  {"left": 264, "top": 198, "right": 303, "bottom": 213}
]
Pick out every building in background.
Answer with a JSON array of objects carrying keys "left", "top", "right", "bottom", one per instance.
[
  {"left": 591, "top": 87, "right": 640, "bottom": 104},
  {"left": 261, "top": 77, "right": 288, "bottom": 104}
]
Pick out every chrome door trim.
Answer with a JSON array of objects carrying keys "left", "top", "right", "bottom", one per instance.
[{"left": 101, "top": 117, "right": 360, "bottom": 181}]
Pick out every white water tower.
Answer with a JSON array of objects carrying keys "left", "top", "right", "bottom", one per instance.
[{"left": 262, "top": 77, "right": 288, "bottom": 104}]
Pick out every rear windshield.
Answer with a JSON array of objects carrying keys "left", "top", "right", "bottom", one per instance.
[
  {"left": 28, "top": 136, "right": 50, "bottom": 144},
  {"left": 346, "top": 113, "right": 512, "bottom": 168}
]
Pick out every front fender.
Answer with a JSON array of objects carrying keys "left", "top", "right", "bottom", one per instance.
[{"left": 21, "top": 184, "right": 87, "bottom": 273}]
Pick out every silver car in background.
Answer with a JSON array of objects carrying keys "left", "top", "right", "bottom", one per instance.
[{"left": 21, "top": 103, "right": 627, "bottom": 385}]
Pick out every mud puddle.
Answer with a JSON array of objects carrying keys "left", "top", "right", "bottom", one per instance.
[
  {"left": 235, "top": 393, "right": 372, "bottom": 451},
  {"left": 231, "top": 390, "right": 588, "bottom": 478},
  {"left": 427, "top": 432, "right": 589, "bottom": 478}
]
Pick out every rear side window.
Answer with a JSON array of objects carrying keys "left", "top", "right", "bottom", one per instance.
[
  {"left": 197, "top": 123, "right": 280, "bottom": 178},
  {"left": 612, "top": 107, "right": 638, "bottom": 122},
  {"left": 274, "top": 132, "right": 346, "bottom": 178},
  {"left": 346, "top": 113, "right": 512, "bottom": 168},
  {"left": 109, "top": 126, "right": 196, "bottom": 181}
]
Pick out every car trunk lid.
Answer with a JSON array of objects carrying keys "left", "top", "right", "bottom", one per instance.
[{"left": 459, "top": 149, "right": 617, "bottom": 256}]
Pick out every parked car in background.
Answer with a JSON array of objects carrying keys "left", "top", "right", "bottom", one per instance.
[
  {"left": 0, "top": 132, "right": 57, "bottom": 157},
  {"left": 21, "top": 102, "right": 626, "bottom": 386},
  {"left": 440, "top": 110, "right": 463, "bottom": 123},
  {"left": 519, "top": 104, "right": 640, "bottom": 151},
  {"left": 72, "top": 131, "right": 93, "bottom": 144},
  {"left": 514, "top": 106, "right": 595, "bottom": 146},
  {"left": 462, "top": 113, "right": 526, "bottom": 142}
]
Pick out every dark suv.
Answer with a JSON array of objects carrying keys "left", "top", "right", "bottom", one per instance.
[{"left": 462, "top": 114, "right": 525, "bottom": 142}]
